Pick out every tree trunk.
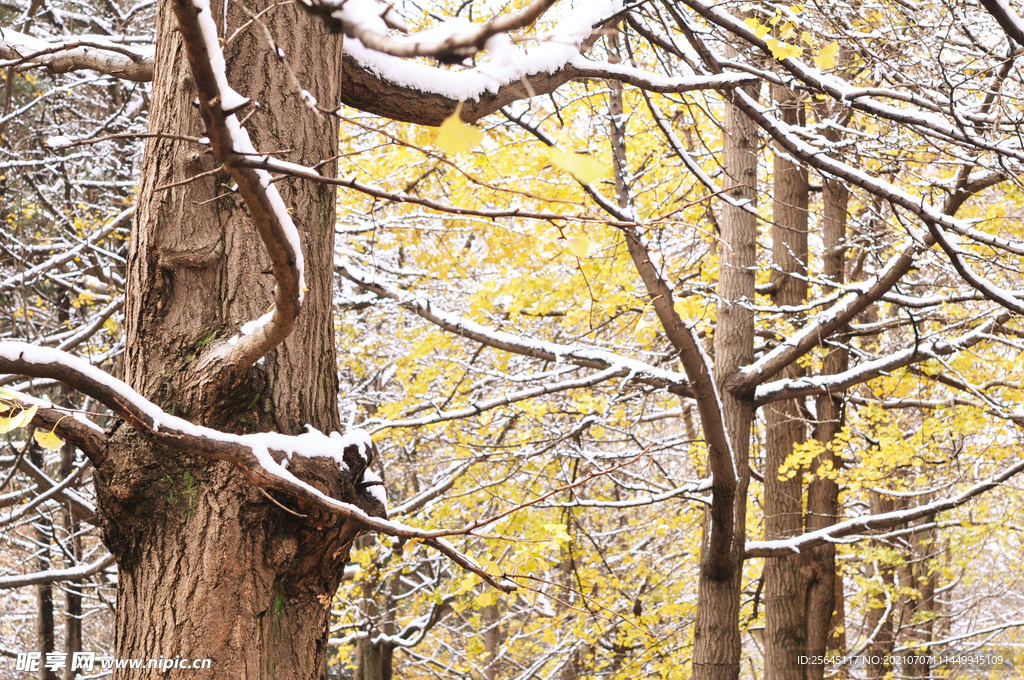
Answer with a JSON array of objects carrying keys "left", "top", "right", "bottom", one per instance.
[
  {"left": 31, "top": 443, "right": 58, "bottom": 680},
  {"left": 693, "top": 77, "right": 757, "bottom": 680},
  {"left": 763, "top": 83, "right": 810, "bottom": 680},
  {"left": 805, "top": 175, "right": 850, "bottom": 680},
  {"left": 94, "top": 2, "right": 381, "bottom": 678},
  {"left": 61, "top": 441, "right": 83, "bottom": 680}
]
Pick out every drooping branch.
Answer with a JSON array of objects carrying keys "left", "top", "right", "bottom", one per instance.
[{"left": 746, "top": 453, "right": 1024, "bottom": 557}]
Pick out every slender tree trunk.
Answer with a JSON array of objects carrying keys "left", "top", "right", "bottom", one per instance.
[
  {"left": 763, "top": 84, "right": 810, "bottom": 680},
  {"left": 483, "top": 603, "right": 501, "bottom": 680},
  {"left": 805, "top": 175, "right": 850, "bottom": 680},
  {"left": 864, "top": 495, "right": 898, "bottom": 679},
  {"left": 61, "top": 441, "right": 83, "bottom": 680},
  {"left": 94, "top": 2, "right": 382, "bottom": 678},
  {"left": 31, "top": 443, "right": 57, "bottom": 680},
  {"left": 693, "top": 76, "right": 757, "bottom": 680}
]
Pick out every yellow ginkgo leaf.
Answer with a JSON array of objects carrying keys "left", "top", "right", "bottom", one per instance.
[
  {"left": 548, "top": 147, "right": 610, "bottom": 184},
  {"left": 34, "top": 428, "right": 64, "bottom": 451},
  {"left": 673, "top": 299, "right": 690, "bottom": 320},
  {"left": 435, "top": 102, "right": 484, "bottom": 155},
  {"left": 484, "top": 560, "right": 502, "bottom": 577},
  {"left": 565, "top": 237, "right": 593, "bottom": 258},
  {"left": 0, "top": 404, "right": 37, "bottom": 433},
  {"left": 780, "top": 23, "right": 796, "bottom": 40},
  {"left": 403, "top": 538, "right": 422, "bottom": 552},
  {"left": 753, "top": 21, "right": 770, "bottom": 39},
  {"left": 744, "top": 17, "right": 758, "bottom": 29},
  {"left": 814, "top": 40, "right": 839, "bottom": 69},
  {"left": 767, "top": 38, "right": 803, "bottom": 61},
  {"left": 474, "top": 590, "right": 498, "bottom": 607},
  {"left": 801, "top": 31, "right": 815, "bottom": 46}
]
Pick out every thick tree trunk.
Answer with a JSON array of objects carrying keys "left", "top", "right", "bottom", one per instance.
[
  {"left": 693, "top": 80, "right": 757, "bottom": 680},
  {"left": 763, "top": 83, "right": 810, "bottom": 680},
  {"left": 94, "top": 2, "right": 382, "bottom": 678}
]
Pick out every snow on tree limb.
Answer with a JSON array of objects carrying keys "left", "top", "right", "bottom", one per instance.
[
  {"left": 753, "top": 312, "right": 1011, "bottom": 405},
  {"left": 0, "top": 341, "right": 518, "bottom": 591},
  {"left": 0, "top": 553, "right": 115, "bottom": 590},
  {"left": 746, "top": 453, "right": 1024, "bottom": 557},
  {"left": 0, "top": 29, "right": 154, "bottom": 81},
  {"left": 340, "top": 38, "right": 757, "bottom": 126},
  {"left": 338, "top": 260, "right": 694, "bottom": 397},
  {"left": 170, "top": 0, "right": 306, "bottom": 382},
  {"left": 298, "top": 0, "right": 563, "bottom": 64}
]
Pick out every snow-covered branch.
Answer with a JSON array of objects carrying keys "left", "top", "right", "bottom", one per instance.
[
  {"left": 0, "top": 341, "right": 516, "bottom": 591},
  {"left": 746, "top": 454, "right": 1024, "bottom": 557},
  {"left": 0, "top": 553, "right": 115, "bottom": 590},
  {"left": 170, "top": 0, "right": 305, "bottom": 384},
  {"left": 0, "top": 29, "right": 153, "bottom": 81},
  {"left": 753, "top": 312, "right": 1010, "bottom": 405},
  {"left": 339, "top": 260, "right": 693, "bottom": 398}
]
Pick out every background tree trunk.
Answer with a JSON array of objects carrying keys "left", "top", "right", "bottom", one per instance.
[
  {"left": 805, "top": 173, "right": 850, "bottom": 680},
  {"left": 763, "top": 83, "right": 810, "bottom": 680},
  {"left": 93, "top": 1, "right": 382, "bottom": 678},
  {"left": 693, "top": 78, "right": 757, "bottom": 680}
]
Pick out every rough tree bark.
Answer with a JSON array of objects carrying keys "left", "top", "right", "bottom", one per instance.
[
  {"left": 693, "top": 77, "right": 757, "bottom": 680},
  {"left": 804, "top": 171, "right": 850, "bottom": 680},
  {"left": 763, "top": 83, "right": 810, "bottom": 680},
  {"left": 93, "top": 2, "right": 383, "bottom": 678}
]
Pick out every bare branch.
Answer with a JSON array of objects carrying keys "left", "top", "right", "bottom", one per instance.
[
  {"left": 0, "top": 29, "right": 153, "bottom": 81},
  {"left": 0, "top": 553, "right": 115, "bottom": 590}
]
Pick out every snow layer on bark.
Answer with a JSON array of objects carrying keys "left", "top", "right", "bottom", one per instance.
[
  {"left": 0, "top": 343, "right": 384, "bottom": 502},
  {"left": 361, "top": 470, "right": 387, "bottom": 509},
  {"left": 191, "top": 0, "right": 250, "bottom": 113}
]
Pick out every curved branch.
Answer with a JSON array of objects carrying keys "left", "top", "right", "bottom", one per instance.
[
  {"left": 340, "top": 44, "right": 756, "bottom": 126},
  {"left": 301, "top": 0, "right": 560, "bottom": 63},
  {"left": 978, "top": 0, "right": 1024, "bottom": 47},
  {"left": 0, "top": 29, "right": 153, "bottom": 81},
  {"left": 746, "top": 452, "right": 1024, "bottom": 557},
  {"left": 753, "top": 312, "right": 1010, "bottom": 405},
  {"left": 339, "top": 260, "right": 693, "bottom": 397},
  {"left": 171, "top": 0, "right": 304, "bottom": 383}
]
